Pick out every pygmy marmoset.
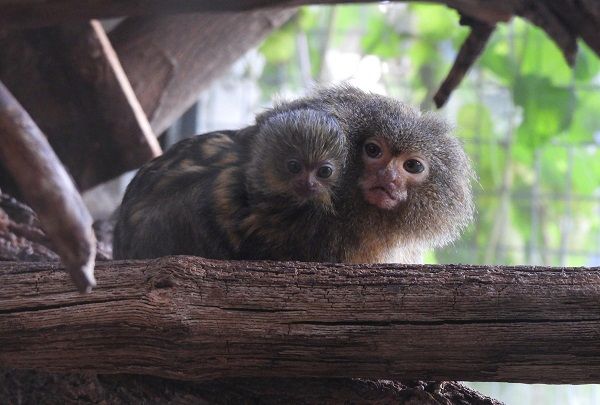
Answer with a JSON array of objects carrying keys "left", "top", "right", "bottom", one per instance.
[
  {"left": 113, "top": 107, "right": 347, "bottom": 261},
  {"left": 259, "top": 85, "right": 475, "bottom": 263},
  {"left": 114, "top": 86, "right": 475, "bottom": 264}
]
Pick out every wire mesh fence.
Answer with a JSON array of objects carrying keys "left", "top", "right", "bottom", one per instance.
[{"left": 175, "top": 4, "right": 600, "bottom": 268}]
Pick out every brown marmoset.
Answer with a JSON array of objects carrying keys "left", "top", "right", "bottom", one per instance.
[
  {"left": 114, "top": 86, "right": 474, "bottom": 264},
  {"left": 113, "top": 108, "right": 348, "bottom": 260}
]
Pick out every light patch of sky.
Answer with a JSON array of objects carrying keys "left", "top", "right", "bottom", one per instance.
[{"left": 323, "top": 50, "right": 387, "bottom": 94}]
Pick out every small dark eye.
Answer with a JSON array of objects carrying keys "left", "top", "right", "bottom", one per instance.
[
  {"left": 404, "top": 159, "right": 425, "bottom": 174},
  {"left": 317, "top": 165, "right": 333, "bottom": 178},
  {"left": 364, "top": 142, "right": 382, "bottom": 158},
  {"left": 287, "top": 160, "right": 302, "bottom": 174}
]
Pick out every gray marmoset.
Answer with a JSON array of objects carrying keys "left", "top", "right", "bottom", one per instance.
[
  {"left": 114, "top": 86, "right": 474, "bottom": 264},
  {"left": 259, "top": 85, "right": 475, "bottom": 263},
  {"left": 113, "top": 108, "right": 347, "bottom": 260}
]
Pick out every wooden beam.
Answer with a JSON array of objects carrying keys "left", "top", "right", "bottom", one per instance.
[
  {"left": 0, "top": 1, "right": 513, "bottom": 29},
  {"left": 110, "top": 9, "right": 296, "bottom": 135},
  {"left": 1, "top": 257, "right": 600, "bottom": 384},
  {"left": 0, "top": 81, "right": 96, "bottom": 292},
  {"left": 0, "top": 21, "right": 161, "bottom": 191}
]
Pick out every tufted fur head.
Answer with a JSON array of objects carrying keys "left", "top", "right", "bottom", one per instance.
[
  {"left": 248, "top": 108, "right": 348, "bottom": 213},
  {"left": 270, "top": 85, "right": 475, "bottom": 251}
]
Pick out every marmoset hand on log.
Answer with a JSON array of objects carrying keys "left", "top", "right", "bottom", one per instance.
[{"left": 114, "top": 86, "right": 474, "bottom": 263}]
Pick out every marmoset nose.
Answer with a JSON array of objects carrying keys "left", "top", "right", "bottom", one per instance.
[
  {"left": 378, "top": 159, "right": 404, "bottom": 187},
  {"left": 294, "top": 177, "right": 318, "bottom": 196}
]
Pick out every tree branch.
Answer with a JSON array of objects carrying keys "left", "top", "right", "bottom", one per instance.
[
  {"left": 434, "top": 18, "right": 495, "bottom": 108},
  {"left": 517, "top": 0, "right": 577, "bottom": 66},
  {"left": 1, "top": 257, "right": 599, "bottom": 383},
  {"left": 0, "top": 82, "right": 96, "bottom": 292},
  {"left": 0, "top": 370, "right": 502, "bottom": 404}
]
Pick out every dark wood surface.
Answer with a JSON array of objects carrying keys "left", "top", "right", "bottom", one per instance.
[
  {"left": 0, "top": 256, "right": 599, "bottom": 384},
  {"left": 0, "top": 193, "right": 502, "bottom": 404},
  {"left": 0, "top": 371, "right": 503, "bottom": 404},
  {"left": 0, "top": 21, "right": 161, "bottom": 191},
  {"left": 110, "top": 9, "right": 296, "bottom": 135}
]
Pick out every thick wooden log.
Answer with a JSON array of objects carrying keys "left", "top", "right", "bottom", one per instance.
[
  {"left": 110, "top": 9, "right": 296, "bottom": 135},
  {"left": 0, "top": 257, "right": 599, "bottom": 384},
  {"left": 0, "top": 1, "right": 512, "bottom": 29},
  {"left": 0, "top": 196, "right": 500, "bottom": 404},
  {"left": 0, "top": 21, "right": 161, "bottom": 191},
  {"left": 0, "top": 82, "right": 96, "bottom": 292}
]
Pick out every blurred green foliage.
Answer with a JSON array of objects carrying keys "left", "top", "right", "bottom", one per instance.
[{"left": 259, "top": 4, "right": 600, "bottom": 267}]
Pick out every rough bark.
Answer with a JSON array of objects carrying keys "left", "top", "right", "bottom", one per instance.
[
  {"left": 0, "top": 192, "right": 112, "bottom": 262},
  {"left": 0, "top": 370, "right": 502, "bottom": 404},
  {"left": 0, "top": 21, "right": 161, "bottom": 191},
  {"left": 0, "top": 257, "right": 599, "bottom": 384},
  {"left": 110, "top": 9, "right": 296, "bottom": 135},
  {"left": 0, "top": 82, "right": 96, "bottom": 292},
  {"left": 0, "top": 194, "right": 59, "bottom": 263},
  {"left": 0, "top": 193, "right": 501, "bottom": 404}
]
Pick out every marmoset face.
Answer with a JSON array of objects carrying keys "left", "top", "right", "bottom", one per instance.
[
  {"left": 249, "top": 109, "right": 347, "bottom": 210},
  {"left": 359, "top": 136, "right": 430, "bottom": 210}
]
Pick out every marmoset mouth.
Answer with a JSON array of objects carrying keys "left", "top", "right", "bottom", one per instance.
[
  {"left": 370, "top": 186, "right": 395, "bottom": 199},
  {"left": 364, "top": 186, "right": 406, "bottom": 210}
]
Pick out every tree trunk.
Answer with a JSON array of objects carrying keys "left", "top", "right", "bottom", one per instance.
[{"left": 1, "top": 257, "right": 599, "bottom": 384}]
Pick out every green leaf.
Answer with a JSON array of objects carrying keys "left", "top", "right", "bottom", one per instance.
[
  {"left": 574, "top": 42, "right": 600, "bottom": 82},
  {"left": 513, "top": 75, "right": 576, "bottom": 148},
  {"left": 297, "top": 7, "right": 320, "bottom": 31},
  {"left": 479, "top": 33, "right": 515, "bottom": 84},
  {"left": 410, "top": 4, "right": 459, "bottom": 41},
  {"left": 571, "top": 148, "right": 600, "bottom": 195},
  {"left": 566, "top": 90, "right": 600, "bottom": 143},
  {"left": 517, "top": 21, "right": 572, "bottom": 86},
  {"left": 457, "top": 103, "right": 505, "bottom": 187},
  {"left": 361, "top": 12, "right": 402, "bottom": 59},
  {"left": 259, "top": 23, "right": 296, "bottom": 64}
]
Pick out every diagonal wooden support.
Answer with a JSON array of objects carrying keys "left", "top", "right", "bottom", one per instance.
[
  {"left": 0, "top": 81, "right": 96, "bottom": 292},
  {"left": 1, "top": 257, "right": 599, "bottom": 384},
  {"left": 0, "top": 21, "right": 161, "bottom": 191},
  {"left": 110, "top": 8, "right": 297, "bottom": 135}
]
